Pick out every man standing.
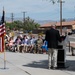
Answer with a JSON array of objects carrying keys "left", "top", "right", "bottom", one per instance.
[{"left": 45, "top": 24, "right": 61, "bottom": 69}]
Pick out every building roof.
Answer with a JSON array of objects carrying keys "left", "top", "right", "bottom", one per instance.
[
  {"left": 40, "top": 22, "right": 56, "bottom": 28},
  {"left": 40, "top": 20, "right": 75, "bottom": 28},
  {"left": 56, "top": 21, "right": 75, "bottom": 26}
]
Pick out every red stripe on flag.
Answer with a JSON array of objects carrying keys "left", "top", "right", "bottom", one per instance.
[{"left": 0, "top": 23, "right": 5, "bottom": 36}]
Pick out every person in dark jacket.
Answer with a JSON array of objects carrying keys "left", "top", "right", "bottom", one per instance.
[{"left": 45, "top": 24, "right": 61, "bottom": 69}]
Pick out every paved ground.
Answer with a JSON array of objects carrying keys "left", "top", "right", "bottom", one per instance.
[{"left": 0, "top": 49, "right": 75, "bottom": 75}]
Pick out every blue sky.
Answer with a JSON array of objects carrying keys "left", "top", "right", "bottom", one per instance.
[{"left": 0, "top": 0, "right": 75, "bottom": 21}]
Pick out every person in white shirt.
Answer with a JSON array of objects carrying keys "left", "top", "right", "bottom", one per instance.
[{"left": 21, "top": 35, "right": 29, "bottom": 53}]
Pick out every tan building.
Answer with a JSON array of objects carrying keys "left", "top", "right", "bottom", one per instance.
[{"left": 40, "top": 20, "right": 75, "bottom": 33}]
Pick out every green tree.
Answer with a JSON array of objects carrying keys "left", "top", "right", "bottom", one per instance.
[
  {"left": 13, "top": 20, "right": 23, "bottom": 30},
  {"left": 6, "top": 18, "right": 40, "bottom": 32},
  {"left": 24, "top": 16, "right": 40, "bottom": 31},
  {"left": 6, "top": 20, "right": 23, "bottom": 30}
]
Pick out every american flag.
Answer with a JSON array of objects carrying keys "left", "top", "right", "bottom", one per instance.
[
  {"left": 0, "top": 10, "right": 5, "bottom": 36},
  {"left": 0, "top": 9, "right": 5, "bottom": 52}
]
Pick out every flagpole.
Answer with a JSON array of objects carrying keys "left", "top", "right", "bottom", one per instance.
[
  {"left": 4, "top": 35, "right": 6, "bottom": 69},
  {"left": 3, "top": 7, "right": 6, "bottom": 69}
]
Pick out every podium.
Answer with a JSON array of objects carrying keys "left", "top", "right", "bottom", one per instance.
[
  {"left": 57, "top": 36, "right": 66, "bottom": 68},
  {"left": 57, "top": 48, "right": 65, "bottom": 68}
]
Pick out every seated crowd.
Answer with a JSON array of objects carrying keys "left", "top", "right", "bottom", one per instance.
[{"left": 5, "top": 34, "right": 48, "bottom": 54}]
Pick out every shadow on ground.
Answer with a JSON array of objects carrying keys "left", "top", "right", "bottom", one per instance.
[
  {"left": 65, "top": 60, "right": 75, "bottom": 71},
  {"left": 23, "top": 60, "right": 48, "bottom": 69},
  {"left": 22, "top": 59, "right": 75, "bottom": 71}
]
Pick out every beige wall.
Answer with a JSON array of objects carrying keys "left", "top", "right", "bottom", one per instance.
[{"left": 72, "top": 24, "right": 75, "bottom": 29}]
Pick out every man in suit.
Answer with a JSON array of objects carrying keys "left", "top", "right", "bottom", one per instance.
[{"left": 45, "top": 24, "right": 61, "bottom": 69}]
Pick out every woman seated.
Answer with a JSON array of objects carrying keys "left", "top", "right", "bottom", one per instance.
[
  {"left": 14, "top": 36, "right": 22, "bottom": 52},
  {"left": 6, "top": 37, "right": 14, "bottom": 51}
]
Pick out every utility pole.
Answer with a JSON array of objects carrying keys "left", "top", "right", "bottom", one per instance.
[
  {"left": 11, "top": 13, "right": 14, "bottom": 23},
  {"left": 22, "top": 12, "right": 27, "bottom": 26},
  {"left": 46, "top": 0, "right": 64, "bottom": 35},
  {"left": 59, "top": 0, "right": 64, "bottom": 35},
  {"left": 60, "top": 0, "right": 62, "bottom": 35},
  {"left": 74, "top": 6, "right": 75, "bottom": 20}
]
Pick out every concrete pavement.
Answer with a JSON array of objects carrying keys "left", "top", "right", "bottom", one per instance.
[{"left": 0, "top": 50, "right": 75, "bottom": 75}]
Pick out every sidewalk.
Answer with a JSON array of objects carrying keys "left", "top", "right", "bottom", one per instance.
[{"left": 0, "top": 50, "right": 75, "bottom": 75}]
